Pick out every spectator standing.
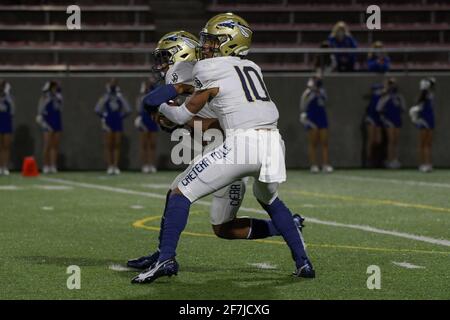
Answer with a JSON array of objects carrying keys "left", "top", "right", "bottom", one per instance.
[
  {"left": 299, "top": 76, "right": 333, "bottom": 173},
  {"left": 36, "top": 80, "right": 63, "bottom": 174},
  {"left": 328, "top": 21, "right": 357, "bottom": 72},
  {"left": 95, "top": 79, "right": 131, "bottom": 175},
  {"left": 134, "top": 76, "right": 159, "bottom": 174},
  {"left": 409, "top": 77, "right": 436, "bottom": 173},
  {"left": 367, "top": 41, "right": 390, "bottom": 73},
  {"left": 0, "top": 80, "right": 14, "bottom": 175},
  {"left": 376, "top": 78, "right": 406, "bottom": 169}
]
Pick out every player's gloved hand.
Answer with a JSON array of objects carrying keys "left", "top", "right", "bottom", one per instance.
[{"left": 143, "top": 102, "right": 159, "bottom": 114}]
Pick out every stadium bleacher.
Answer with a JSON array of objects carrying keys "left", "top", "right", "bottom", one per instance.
[{"left": 0, "top": 0, "right": 449, "bottom": 72}]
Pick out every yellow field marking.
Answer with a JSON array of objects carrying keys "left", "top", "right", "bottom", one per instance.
[
  {"left": 289, "top": 190, "right": 450, "bottom": 214},
  {"left": 132, "top": 215, "right": 450, "bottom": 256}
]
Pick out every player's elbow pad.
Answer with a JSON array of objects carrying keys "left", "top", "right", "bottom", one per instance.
[
  {"left": 143, "top": 84, "right": 178, "bottom": 112},
  {"left": 159, "top": 102, "right": 194, "bottom": 125}
]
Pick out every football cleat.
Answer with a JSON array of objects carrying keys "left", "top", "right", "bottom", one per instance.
[
  {"left": 131, "top": 258, "right": 179, "bottom": 284},
  {"left": 293, "top": 260, "right": 316, "bottom": 279},
  {"left": 127, "top": 250, "right": 160, "bottom": 270},
  {"left": 293, "top": 214, "right": 305, "bottom": 232}
]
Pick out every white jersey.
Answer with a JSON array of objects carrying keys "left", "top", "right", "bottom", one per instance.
[
  {"left": 192, "top": 56, "right": 279, "bottom": 130},
  {"left": 165, "top": 61, "right": 216, "bottom": 119}
]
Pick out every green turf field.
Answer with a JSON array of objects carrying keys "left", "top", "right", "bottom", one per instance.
[{"left": 1, "top": 170, "right": 449, "bottom": 299}]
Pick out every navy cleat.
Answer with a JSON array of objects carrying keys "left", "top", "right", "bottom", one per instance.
[
  {"left": 127, "top": 250, "right": 160, "bottom": 270},
  {"left": 293, "top": 214, "right": 305, "bottom": 232},
  {"left": 131, "top": 258, "right": 179, "bottom": 284},
  {"left": 293, "top": 260, "right": 316, "bottom": 279}
]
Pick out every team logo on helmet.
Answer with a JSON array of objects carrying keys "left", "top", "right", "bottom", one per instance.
[
  {"left": 217, "top": 19, "right": 251, "bottom": 38},
  {"left": 164, "top": 34, "right": 198, "bottom": 49}
]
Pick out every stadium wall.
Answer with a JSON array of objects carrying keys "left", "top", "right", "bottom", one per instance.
[{"left": 5, "top": 74, "right": 450, "bottom": 170}]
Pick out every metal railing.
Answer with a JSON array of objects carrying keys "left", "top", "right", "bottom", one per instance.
[{"left": 0, "top": 47, "right": 449, "bottom": 72}]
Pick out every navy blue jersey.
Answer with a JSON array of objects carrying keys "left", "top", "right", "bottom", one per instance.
[
  {"left": 367, "top": 55, "right": 391, "bottom": 73},
  {"left": 328, "top": 35, "right": 357, "bottom": 72},
  {"left": 0, "top": 93, "right": 14, "bottom": 134},
  {"left": 38, "top": 92, "right": 63, "bottom": 132},
  {"left": 95, "top": 91, "right": 131, "bottom": 132}
]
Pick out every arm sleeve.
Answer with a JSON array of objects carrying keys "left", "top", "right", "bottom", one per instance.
[
  {"left": 159, "top": 102, "right": 194, "bottom": 125},
  {"left": 143, "top": 84, "right": 178, "bottom": 110}
]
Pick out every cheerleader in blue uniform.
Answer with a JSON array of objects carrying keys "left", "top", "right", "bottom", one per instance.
[
  {"left": 95, "top": 79, "right": 131, "bottom": 175},
  {"left": 36, "top": 80, "right": 63, "bottom": 174},
  {"left": 134, "top": 76, "right": 159, "bottom": 174},
  {"left": 376, "top": 78, "right": 406, "bottom": 169},
  {"left": 365, "top": 83, "right": 384, "bottom": 166},
  {"left": 0, "top": 80, "right": 14, "bottom": 176},
  {"left": 299, "top": 76, "right": 333, "bottom": 173},
  {"left": 409, "top": 77, "right": 436, "bottom": 172}
]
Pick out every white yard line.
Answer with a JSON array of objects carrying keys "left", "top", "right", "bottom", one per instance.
[
  {"left": 108, "top": 264, "right": 135, "bottom": 272},
  {"left": 40, "top": 177, "right": 450, "bottom": 248},
  {"left": 248, "top": 262, "right": 277, "bottom": 270},
  {"left": 141, "top": 183, "right": 171, "bottom": 189},
  {"left": 35, "top": 185, "right": 73, "bottom": 190},
  {"left": 392, "top": 261, "right": 426, "bottom": 269},
  {"left": 0, "top": 185, "right": 21, "bottom": 190},
  {"left": 332, "top": 174, "right": 450, "bottom": 189}
]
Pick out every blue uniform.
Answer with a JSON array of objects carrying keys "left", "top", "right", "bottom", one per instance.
[
  {"left": 300, "top": 88, "right": 328, "bottom": 130},
  {"left": 328, "top": 35, "right": 357, "bottom": 72},
  {"left": 416, "top": 93, "right": 435, "bottom": 130},
  {"left": 95, "top": 91, "right": 131, "bottom": 132},
  {"left": 137, "top": 93, "right": 159, "bottom": 132},
  {"left": 365, "top": 84, "right": 383, "bottom": 127},
  {"left": 376, "top": 92, "right": 405, "bottom": 129},
  {"left": 367, "top": 55, "right": 391, "bottom": 73},
  {"left": 38, "top": 92, "right": 63, "bottom": 132},
  {"left": 0, "top": 93, "right": 14, "bottom": 134}
]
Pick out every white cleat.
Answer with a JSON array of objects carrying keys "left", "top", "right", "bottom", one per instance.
[
  {"left": 322, "top": 165, "right": 334, "bottom": 173},
  {"left": 2, "top": 168, "right": 10, "bottom": 176},
  {"left": 310, "top": 165, "right": 320, "bottom": 174},
  {"left": 113, "top": 167, "right": 121, "bottom": 175},
  {"left": 148, "top": 165, "right": 157, "bottom": 174},
  {"left": 141, "top": 165, "right": 150, "bottom": 174},
  {"left": 50, "top": 166, "right": 58, "bottom": 174},
  {"left": 43, "top": 166, "right": 51, "bottom": 174},
  {"left": 419, "top": 164, "right": 432, "bottom": 173},
  {"left": 107, "top": 166, "right": 115, "bottom": 175}
]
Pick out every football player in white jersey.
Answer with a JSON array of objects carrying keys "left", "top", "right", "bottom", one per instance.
[
  {"left": 131, "top": 15, "right": 314, "bottom": 284},
  {"left": 128, "top": 30, "right": 305, "bottom": 270}
]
